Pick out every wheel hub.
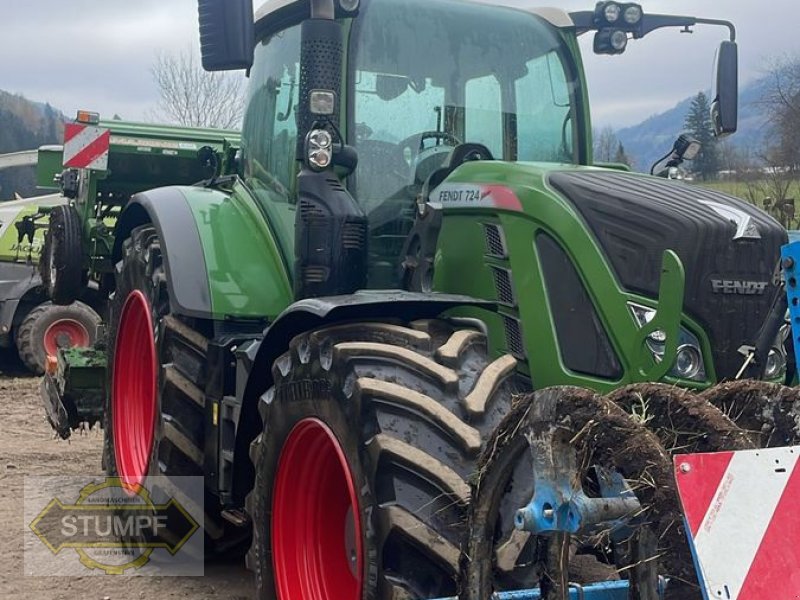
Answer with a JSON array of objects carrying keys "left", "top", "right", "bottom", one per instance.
[
  {"left": 272, "top": 418, "right": 363, "bottom": 600},
  {"left": 43, "top": 319, "right": 91, "bottom": 357},
  {"left": 112, "top": 290, "right": 157, "bottom": 488}
]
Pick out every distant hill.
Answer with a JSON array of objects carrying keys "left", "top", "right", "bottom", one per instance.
[
  {"left": 0, "top": 91, "right": 64, "bottom": 198},
  {"left": 615, "top": 76, "right": 768, "bottom": 172}
]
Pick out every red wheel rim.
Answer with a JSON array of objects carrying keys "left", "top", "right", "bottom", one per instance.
[
  {"left": 112, "top": 290, "right": 157, "bottom": 488},
  {"left": 272, "top": 418, "right": 363, "bottom": 600},
  {"left": 43, "top": 319, "right": 91, "bottom": 356}
]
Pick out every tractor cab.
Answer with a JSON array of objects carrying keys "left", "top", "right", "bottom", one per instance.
[{"left": 242, "top": 0, "right": 586, "bottom": 286}]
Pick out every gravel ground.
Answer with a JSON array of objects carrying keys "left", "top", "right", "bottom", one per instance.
[{"left": 0, "top": 349, "right": 255, "bottom": 599}]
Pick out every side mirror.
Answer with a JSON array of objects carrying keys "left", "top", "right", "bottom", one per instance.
[
  {"left": 197, "top": 0, "right": 254, "bottom": 72},
  {"left": 711, "top": 40, "right": 738, "bottom": 137}
]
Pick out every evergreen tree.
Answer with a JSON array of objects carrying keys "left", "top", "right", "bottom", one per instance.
[
  {"left": 683, "top": 91, "right": 719, "bottom": 180},
  {"left": 614, "top": 142, "right": 633, "bottom": 167}
]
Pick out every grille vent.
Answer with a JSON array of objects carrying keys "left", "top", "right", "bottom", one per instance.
[
  {"left": 492, "top": 268, "right": 515, "bottom": 306},
  {"left": 484, "top": 224, "right": 507, "bottom": 257},
  {"left": 303, "top": 267, "right": 328, "bottom": 284},
  {"left": 342, "top": 223, "right": 366, "bottom": 249},
  {"left": 503, "top": 316, "right": 525, "bottom": 358}
]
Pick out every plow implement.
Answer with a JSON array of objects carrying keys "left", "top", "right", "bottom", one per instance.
[{"left": 457, "top": 379, "right": 800, "bottom": 600}]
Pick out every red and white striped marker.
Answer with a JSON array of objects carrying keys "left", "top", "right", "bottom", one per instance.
[
  {"left": 674, "top": 446, "right": 800, "bottom": 599},
  {"left": 62, "top": 123, "right": 110, "bottom": 170}
]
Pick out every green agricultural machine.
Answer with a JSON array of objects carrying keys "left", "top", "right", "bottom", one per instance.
[
  {"left": 0, "top": 151, "right": 101, "bottom": 373},
  {"left": 40, "top": 0, "right": 800, "bottom": 598}
]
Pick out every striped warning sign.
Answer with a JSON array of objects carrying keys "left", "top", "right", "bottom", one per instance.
[
  {"left": 63, "top": 123, "right": 110, "bottom": 170},
  {"left": 674, "top": 446, "right": 800, "bottom": 599}
]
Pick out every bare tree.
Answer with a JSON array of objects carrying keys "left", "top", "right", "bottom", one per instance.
[
  {"left": 760, "top": 55, "right": 800, "bottom": 172},
  {"left": 593, "top": 126, "right": 618, "bottom": 163},
  {"left": 149, "top": 50, "right": 244, "bottom": 130}
]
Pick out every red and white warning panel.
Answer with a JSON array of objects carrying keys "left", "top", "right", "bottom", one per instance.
[
  {"left": 674, "top": 447, "right": 800, "bottom": 599},
  {"left": 62, "top": 122, "right": 110, "bottom": 170}
]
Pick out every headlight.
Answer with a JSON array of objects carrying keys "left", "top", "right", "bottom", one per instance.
[
  {"left": 609, "top": 30, "right": 628, "bottom": 52},
  {"left": 765, "top": 348, "right": 786, "bottom": 380},
  {"left": 623, "top": 5, "right": 642, "bottom": 25},
  {"left": 603, "top": 2, "right": 621, "bottom": 23},
  {"left": 675, "top": 345, "right": 703, "bottom": 380},
  {"left": 307, "top": 128, "right": 333, "bottom": 171},
  {"left": 628, "top": 302, "right": 707, "bottom": 382}
]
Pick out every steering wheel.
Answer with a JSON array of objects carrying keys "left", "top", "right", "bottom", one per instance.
[
  {"left": 399, "top": 131, "right": 462, "bottom": 185},
  {"left": 401, "top": 130, "right": 462, "bottom": 153}
]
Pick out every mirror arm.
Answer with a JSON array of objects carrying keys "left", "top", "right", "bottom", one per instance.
[{"left": 694, "top": 17, "right": 736, "bottom": 42}]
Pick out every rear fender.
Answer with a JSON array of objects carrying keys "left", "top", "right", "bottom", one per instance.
[
  {"left": 114, "top": 184, "right": 292, "bottom": 320},
  {"left": 230, "top": 291, "right": 496, "bottom": 503}
]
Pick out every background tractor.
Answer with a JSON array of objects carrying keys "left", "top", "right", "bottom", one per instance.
[{"left": 40, "top": 0, "right": 800, "bottom": 598}]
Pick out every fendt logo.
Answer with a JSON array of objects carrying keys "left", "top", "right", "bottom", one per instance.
[{"left": 710, "top": 279, "right": 769, "bottom": 295}]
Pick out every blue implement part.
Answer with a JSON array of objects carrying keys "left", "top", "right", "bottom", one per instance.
[
  {"left": 782, "top": 241, "right": 800, "bottom": 375},
  {"left": 512, "top": 423, "right": 641, "bottom": 535},
  {"left": 434, "top": 580, "right": 632, "bottom": 600}
]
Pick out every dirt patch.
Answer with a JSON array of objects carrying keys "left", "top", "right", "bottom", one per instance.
[
  {"left": 609, "top": 383, "right": 755, "bottom": 454},
  {"left": 701, "top": 380, "right": 800, "bottom": 447},
  {"left": 0, "top": 350, "right": 255, "bottom": 599}
]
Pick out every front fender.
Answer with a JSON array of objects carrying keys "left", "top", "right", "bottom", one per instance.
[
  {"left": 231, "top": 291, "right": 496, "bottom": 502},
  {"left": 114, "top": 184, "right": 292, "bottom": 320}
]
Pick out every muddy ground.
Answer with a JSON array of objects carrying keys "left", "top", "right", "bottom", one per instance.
[{"left": 0, "top": 349, "right": 255, "bottom": 599}]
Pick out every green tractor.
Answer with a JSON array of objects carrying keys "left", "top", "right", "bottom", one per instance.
[{"left": 41, "top": 0, "right": 800, "bottom": 598}]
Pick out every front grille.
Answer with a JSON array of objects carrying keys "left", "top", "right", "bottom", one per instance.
[
  {"left": 503, "top": 315, "right": 525, "bottom": 358},
  {"left": 492, "top": 268, "right": 515, "bottom": 306},
  {"left": 484, "top": 224, "right": 507, "bottom": 257}
]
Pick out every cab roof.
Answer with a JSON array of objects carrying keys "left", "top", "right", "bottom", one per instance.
[{"left": 254, "top": 0, "right": 574, "bottom": 31}]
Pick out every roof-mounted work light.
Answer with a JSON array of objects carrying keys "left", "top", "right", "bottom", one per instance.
[{"left": 591, "top": 2, "right": 643, "bottom": 54}]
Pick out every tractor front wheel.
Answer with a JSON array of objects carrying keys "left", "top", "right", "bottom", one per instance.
[
  {"left": 41, "top": 204, "right": 85, "bottom": 305},
  {"left": 247, "top": 320, "right": 518, "bottom": 600},
  {"left": 103, "top": 224, "right": 238, "bottom": 551}
]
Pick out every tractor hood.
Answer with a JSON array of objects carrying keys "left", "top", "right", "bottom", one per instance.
[{"left": 546, "top": 169, "right": 787, "bottom": 379}]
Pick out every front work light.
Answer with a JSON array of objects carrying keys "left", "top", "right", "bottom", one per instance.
[
  {"left": 594, "top": 29, "right": 628, "bottom": 54},
  {"left": 307, "top": 128, "right": 333, "bottom": 171},
  {"left": 603, "top": 2, "right": 621, "bottom": 23},
  {"left": 623, "top": 5, "right": 642, "bottom": 25},
  {"left": 310, "top": 90, "right": 336, "bottom": 116}
]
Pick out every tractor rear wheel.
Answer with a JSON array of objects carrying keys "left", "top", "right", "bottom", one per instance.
[
  {"left": 103, "top": 224, "right": 234, "bottom": 550},
  {"left": 15, "top": 300, "right": 100, "bottom": 374},
  {"left": 246, "top": 320, "right": 518, "bottom": 600},
  {"left": 41, "top": 204, "right": 85, "bottom": 305}
]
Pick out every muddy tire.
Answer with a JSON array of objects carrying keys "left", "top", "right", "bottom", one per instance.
[
  {"left": 103, "top": 224, "right": 232, "bottom": 550},
  {"left": 460, "top": 387, "right": 702, "bottom": 600},
  {"left": 41, "top": 204, "right": 85, "bottom": 305},
  {"left": 15, "top": 301, "right": 100, "bottom": 375},
  {"left": 246, "top": 320, "right": 518, "bottom": 600}
]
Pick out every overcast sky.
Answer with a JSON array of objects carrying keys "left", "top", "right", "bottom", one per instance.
[{"left": 1, "top": 1, "right": 797, "bottom": 129}]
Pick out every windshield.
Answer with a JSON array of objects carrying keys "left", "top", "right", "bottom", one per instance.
[{"left": 350, "top": 0, "right": 582, "bottom": 211}]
